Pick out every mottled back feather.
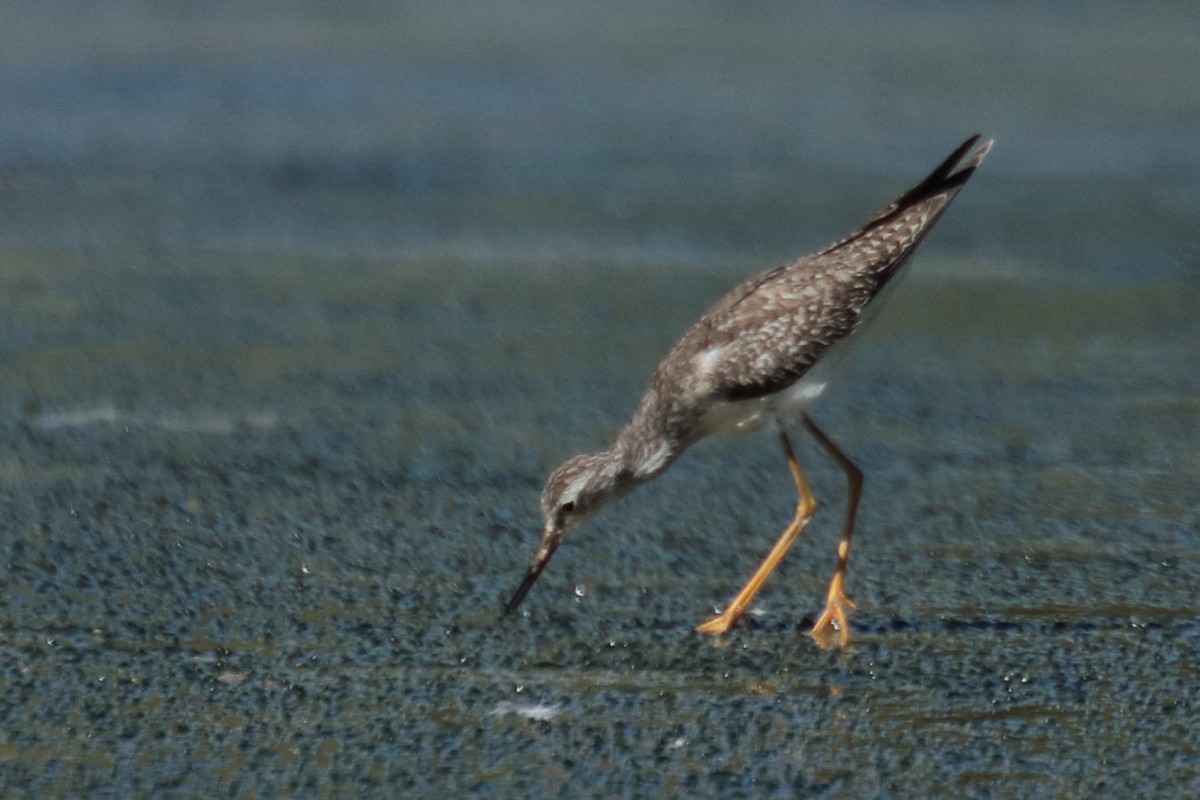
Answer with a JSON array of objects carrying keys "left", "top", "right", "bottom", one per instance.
[{"left": 652, "top": 135, "right": 991, "bottom": 408}]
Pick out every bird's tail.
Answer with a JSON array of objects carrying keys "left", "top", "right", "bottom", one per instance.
[{"left": 818, "top": 134, "right": 993, "bottom": 258}]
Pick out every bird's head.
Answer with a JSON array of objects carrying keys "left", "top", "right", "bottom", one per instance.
[{"left": 504, "top": 448, "right": 634, "bottom": 614}]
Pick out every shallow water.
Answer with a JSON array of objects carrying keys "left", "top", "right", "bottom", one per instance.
[{"left": 1, "top": 2, "right": 1198, "bottom": 798}]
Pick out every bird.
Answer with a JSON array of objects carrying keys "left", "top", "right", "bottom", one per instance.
[{"left": 504, "top": 134, "right": 992, "bottom": 648}]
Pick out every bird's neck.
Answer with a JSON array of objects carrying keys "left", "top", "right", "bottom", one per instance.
[{"left": 613, "top": 417, "right": 679, "bottom": 483}]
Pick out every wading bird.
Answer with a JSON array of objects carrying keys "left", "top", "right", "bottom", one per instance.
[{"left": 505, "top": 135, "right": 992, "bottom": 647}]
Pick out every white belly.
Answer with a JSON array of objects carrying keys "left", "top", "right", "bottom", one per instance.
[
  {"left": 688, "top": 268, "right": 910, "bottom": 438},
  {"left": 697, "top": 369, "right": 830, "bottom": 436},
  {"left": 693, "top": 325, "right": 864, "bottom": 437}
]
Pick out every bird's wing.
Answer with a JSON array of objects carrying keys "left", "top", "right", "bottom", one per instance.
[
  {"left": 692, "top": 134, "right": 992, "bottom": 402},
  {"left": 692, "top": 257, "right": 867, "bottom": 401}
]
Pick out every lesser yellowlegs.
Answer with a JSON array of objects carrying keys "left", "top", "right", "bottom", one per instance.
[{"left": 505, "top": 134, "right": 992, "bottom": 648}]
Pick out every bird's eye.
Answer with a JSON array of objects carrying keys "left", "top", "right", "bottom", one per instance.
[{"left": 561, "top": 500, "right": 576, "bottom": 514}]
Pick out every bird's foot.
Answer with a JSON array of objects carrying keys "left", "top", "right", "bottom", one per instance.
[
  {"left": 695, "top": 605, "right": 744, "bottom": 635},
  {"left": 810, "top": 575, "right": 856, "bottom": 650}
]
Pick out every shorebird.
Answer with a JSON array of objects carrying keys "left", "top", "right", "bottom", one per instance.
[{"left": 505, "top": 134, "right": 992, "bottom": 648}]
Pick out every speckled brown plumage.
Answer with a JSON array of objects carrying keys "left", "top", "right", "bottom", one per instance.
[{"left": 506, "top": 135, "right": 993, "bottom": 638}]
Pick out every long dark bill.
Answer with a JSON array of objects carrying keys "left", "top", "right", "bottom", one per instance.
[{"left": 504, "top": 533, "right": 561, "bottom": 614}]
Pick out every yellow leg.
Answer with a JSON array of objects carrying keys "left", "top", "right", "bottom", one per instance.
[
  {"left": 696, "top": 431, "right": 818, "bottom": 635},
  {"left": 803, "top": 414, "right": 863, "bottom": 650}
]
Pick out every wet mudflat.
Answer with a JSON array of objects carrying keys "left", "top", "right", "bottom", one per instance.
[
  {"left": 2, "top": 2, "right": 1200, "bottom": 797},
  {"left": 0, "top": 247, "right": 1196, "bottom": 797}
]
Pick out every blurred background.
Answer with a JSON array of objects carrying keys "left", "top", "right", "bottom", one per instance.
[
  {"left": 3, "top": 1, "right": 1197, "bottom": 279},
  {"left": 1, "top": 2, "right": 1198, "bottom": 797}
]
